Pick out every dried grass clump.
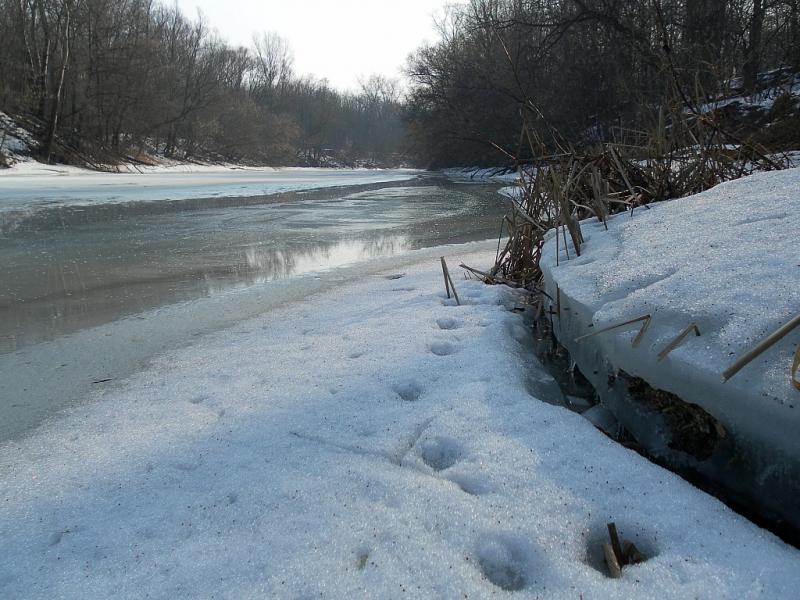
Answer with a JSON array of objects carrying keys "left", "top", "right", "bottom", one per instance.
[{"left": 484, "top": 99, "right": 790, "bottom": 291}]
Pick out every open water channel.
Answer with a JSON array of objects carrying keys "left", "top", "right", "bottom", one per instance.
[{"left": 0, "top": 168, "right": 509, "bottom": 440}]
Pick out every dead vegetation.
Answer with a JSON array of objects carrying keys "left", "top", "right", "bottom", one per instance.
[{"left": 476, "top": 97, "right": 792, "bottom": 293}]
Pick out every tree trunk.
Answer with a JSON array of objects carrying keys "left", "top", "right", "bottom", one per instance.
[
  {"left": 43, "top": 3, "right": 70, "bottom": 164},
  {"left": 790, "top": 1, "right": 800, "bottom": 71},
  {"left": 742, "top": 0, "right": 764, "bottom": 94},
  {"left": 684, "top": 0, "right": 728, "bottom": 89}
]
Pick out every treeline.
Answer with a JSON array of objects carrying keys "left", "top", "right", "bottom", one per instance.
[
  {"left": 0, "top": 0, "right": 407, "bottom": 166},
  {"left": 406, "top": 0, "right": 800, "bottom": 167}
]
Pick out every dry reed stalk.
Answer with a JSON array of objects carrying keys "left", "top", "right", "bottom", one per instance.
[
  {"left": 657, "top": 323, "right": 702, "bottom": 361},
  {"left": 574, "top": 314, "right": 652, "bottom": 348},
  {"left": 491, "top": 91, "right": 786, "bottom": 292},
  {"left": 723, "top": 313, "right": 800, "bottom": 382}
]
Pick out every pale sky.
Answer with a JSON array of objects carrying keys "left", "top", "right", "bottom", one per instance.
[{"left": 175, "top": 0, "right": 461, "bottom": 91}]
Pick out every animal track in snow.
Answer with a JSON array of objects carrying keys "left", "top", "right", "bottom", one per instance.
[
  {"left": 476, "top": 536, "right": 532, "bottom": 591},
  {"left": 446, "top": 473, "right": 493, "bottom": 496},
  {"left": 435, "top": 317, "right": 460, "bottom": 330},
  {"left": 393, "top": 380, "right": 424, "bottom": 402},
  {"left": 418, "top": 436, "right": 463, "bottom": 471},
  {"left": 429, "top": 341, "right": 459, "bottom": 356}
]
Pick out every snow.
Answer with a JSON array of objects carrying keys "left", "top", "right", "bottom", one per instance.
[
  {"left": 444, "top": 167, "right": 525, "bottom": 202},
  {"left": 540, "top": 168, "right": 800, "bottom": 528},
  {"left": 0, "top": 163, "right": 421, "bottom": 217},
  {"left": 2, "top": 244, "right": 799, "bottom": 598},
  {"left": 498, "top": 184, "right": 524, "bottom": 201},
  {"left": 442, "top": 166, "right": 520, "bottom": 184},
  {"left": 0, "top": 111, "right": 38, "bottom": 162},
  {"left": 698, "top": 72, "right": 800, "bottom": 114}
]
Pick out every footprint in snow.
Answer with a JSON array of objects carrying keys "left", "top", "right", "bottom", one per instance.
[
  {"left": 393, "top": 380, "right": 424, "bottom": 402},
  {"left": 476, "top": 535, "right": 534, "bottom": 592},
  {"left": 418, "top": 436, "right": 463, "bottom": 471},
  {"left": 436, "top": 317, "right": 461, "bottom": 330},
  {"left": 446, "top": 472, "right": 493, "bottom": 496},
  {"left": 429, "top": 341, "right": 459, "bottom": 356}
]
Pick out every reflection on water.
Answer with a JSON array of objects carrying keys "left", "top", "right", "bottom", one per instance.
[
  {"left": 200, "top": 237, "right": 410, "bottom": 297},
  {"left": 241, "top": 237, "right": 409, "bottom": 283},
  {"left": 0, "top": 177, "right": 507, "bottom": 352}
]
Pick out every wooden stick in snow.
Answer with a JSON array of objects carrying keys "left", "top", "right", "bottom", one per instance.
[
  {"left": 440, "top": 257, "right": 460, "bottom": 306},
  {"left": 607, "top": 523, "right": 624, "bottom": 565},
  {"left": 440, "top": 257, "right": 451, "bottom": 299},
  {"left": 657, "top": 323, "right": 701, "bottom": 361},
  {"left": 723, "top": 313, "right": 800, "bottom": 382},
  {"left": 602, "top": 543, "right": 622, "bottom": 579},
  {"left": 574, "top": 314, "right": 652, "bottom": 348}
]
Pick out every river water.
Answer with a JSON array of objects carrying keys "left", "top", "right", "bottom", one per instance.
[{"left": 0, "top": 168, "right": 508, "bottom": 440}]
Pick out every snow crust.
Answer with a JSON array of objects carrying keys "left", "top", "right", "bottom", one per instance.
[
  {"left": 442, "top": 166, "right": 520, "bottom": 184},
  {"left": 0, "top": 164, "right": 420, "bottom": 216},
  {"left": 2, "top": 248, "right": 798, "bottom": 598},
  {"left": 540, "top": 168, "right": 800, "bottom": 522}
]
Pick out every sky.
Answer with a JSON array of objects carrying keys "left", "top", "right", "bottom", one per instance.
[{"left": 175, "top": 0, "right": 461, "bottom": 92}]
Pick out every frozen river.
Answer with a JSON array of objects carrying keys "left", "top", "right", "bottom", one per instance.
[{"left": 0, "top": 168, "right": 508, "bottom": 440}]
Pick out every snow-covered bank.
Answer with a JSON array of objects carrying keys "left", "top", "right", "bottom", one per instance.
[
  {"left": 0, "top": 163, "right": 421, "bottom": 216},
  {"left": 441, "top": 166, "right": 519, "bottom": 184},
  {"left": 2, "top": 248, "right": 799, "bottom": 598},
  {"left": 540, "top": 168, "right": 800, "bottom": 532},
  {"left": 441, "top": 166, "right": 524, "bottom": 201}
]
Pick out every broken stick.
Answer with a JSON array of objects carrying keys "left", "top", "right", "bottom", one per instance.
[
  {"left": 723, "top": 313, "right": 800, "bottom": 382},
  {"left": 574, "top": 314, "right": 652, "bottom": 348},
  {"left": 440, "top": 257, "right": 460, "bottom": 306},
  {"left": 602, "top": 543, "right": 622, "bottom": 579},
  {"left": 657, "top": 323, "right": 701, "bottom": 361}
]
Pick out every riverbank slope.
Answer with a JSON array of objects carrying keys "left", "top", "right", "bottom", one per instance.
[{"left": 540, "top": 167, "right": 800, "bottom": 535}]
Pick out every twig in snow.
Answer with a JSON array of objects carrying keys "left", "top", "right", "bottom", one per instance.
[
  {"left": 657, "top": 323, "right": 701, "bottom": 361},
  {"left": 440, "top": 257, "right": 460, "bottom": 305},
  {"left": 574, "top": 314, "right": 652, "bottom": 348},
  {"left": 722, "top": 313, "right": 800, "bottom": 382},
  {"left": 607, "top": 522, "right": 624, "bottom": 565},
  {"left": 602, "top": 543, "right": 622, "bottom": 579}
]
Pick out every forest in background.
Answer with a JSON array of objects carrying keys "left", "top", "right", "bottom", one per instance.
[
  {"left": 1, "top": 0, "right": 799, "bottom": 170},
  {"left": 0, "top": 0, "right": 406, "bottom": 167},
  {"left": 405, "top": 0, "right": 800, "bottom": 167}
]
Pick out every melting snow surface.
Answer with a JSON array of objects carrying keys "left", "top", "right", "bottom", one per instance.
[
  {"left": 541, "top": 168, "right": 800, "bottom": 411},
  {"left": 1, "top": 250, "right": 799, "bottom": 598}
]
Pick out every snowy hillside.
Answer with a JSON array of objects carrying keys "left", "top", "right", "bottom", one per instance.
[{"left": 1, "top": 247, "right": 798, "bottom": 598}]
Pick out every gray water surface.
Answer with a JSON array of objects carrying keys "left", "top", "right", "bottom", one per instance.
[
  {"left": 2, "top": 176, "right": 506, "bottom": 352},
  {"left": 0, "top": 173, "right": 508, "bottom": 440}
]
